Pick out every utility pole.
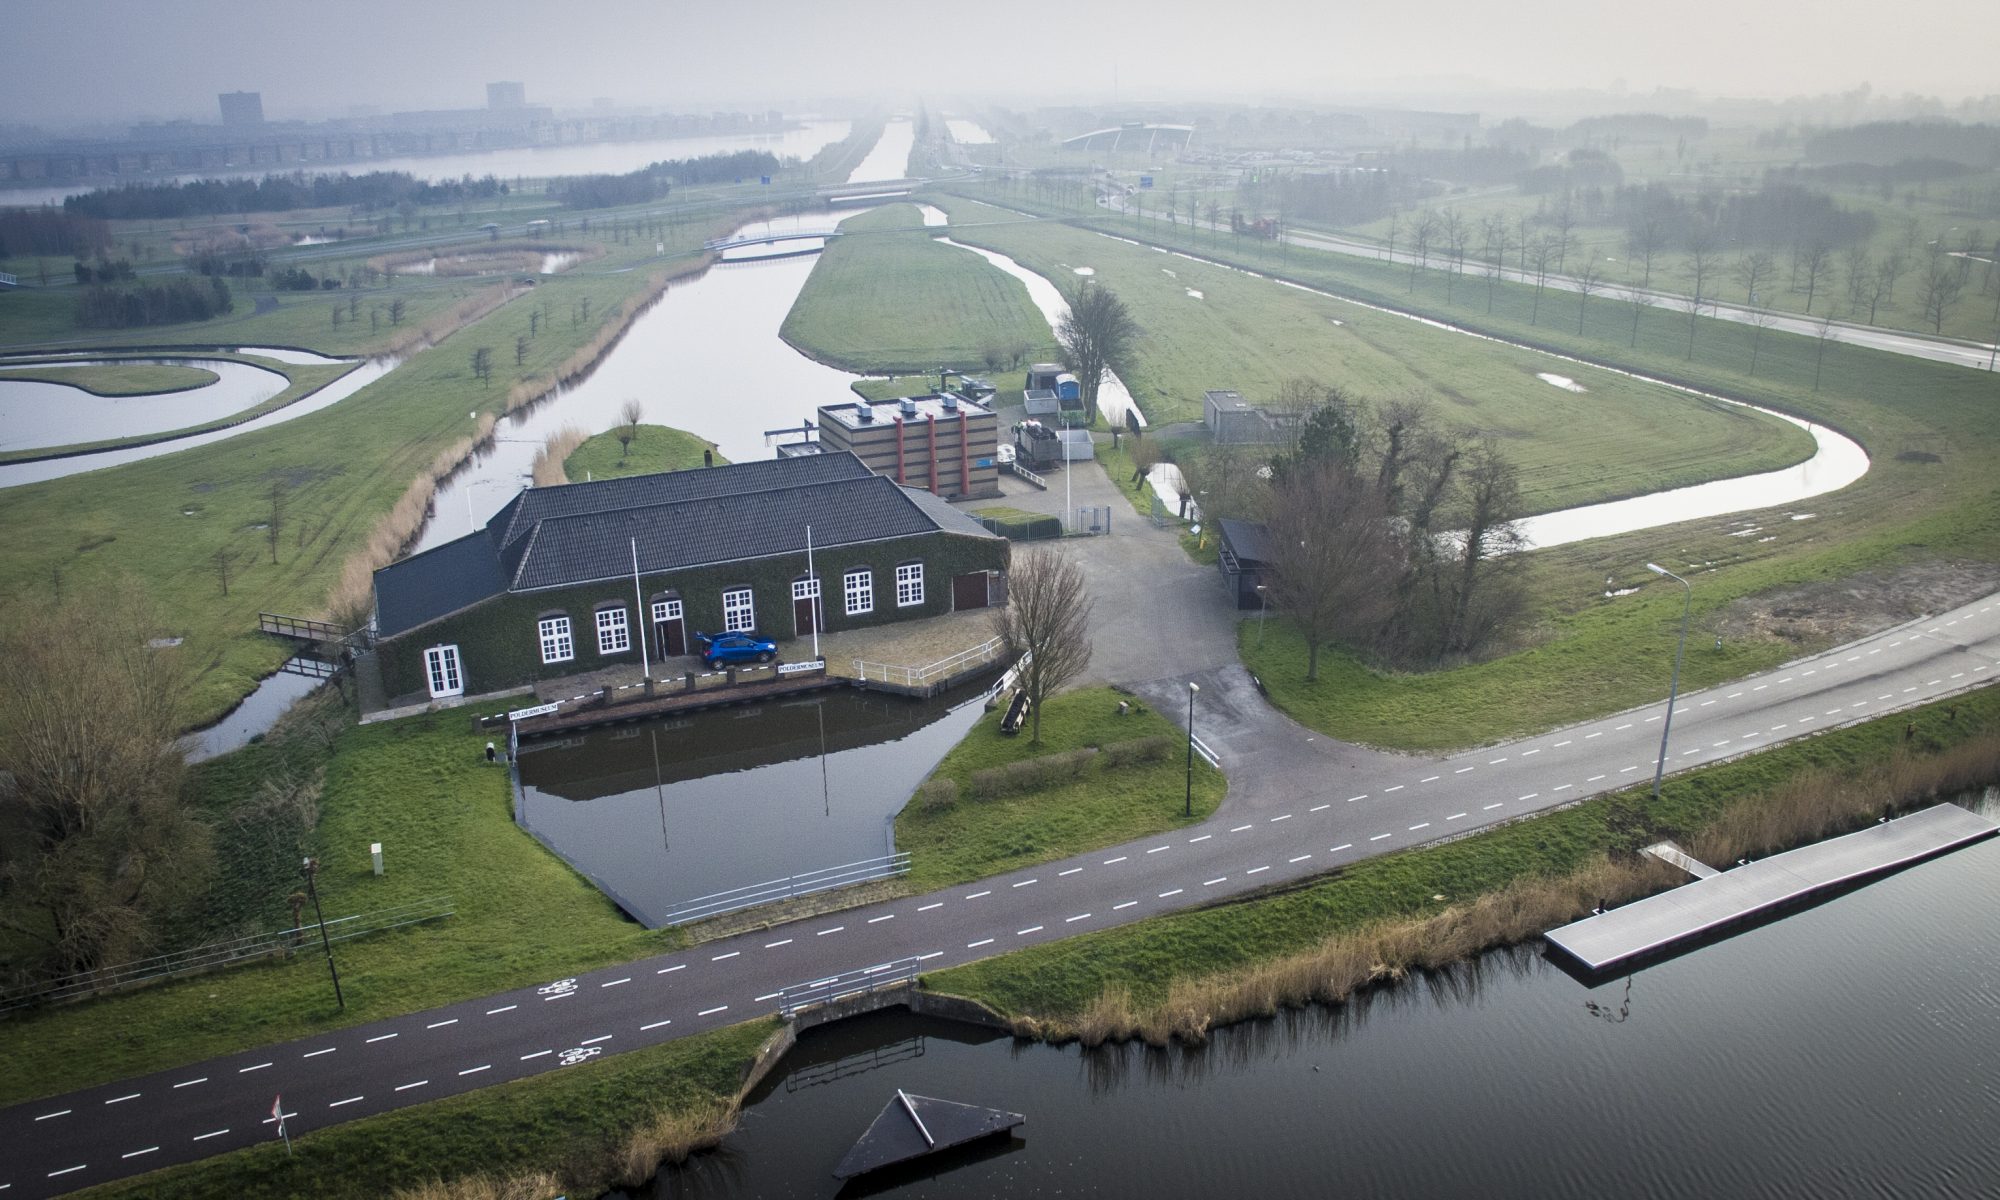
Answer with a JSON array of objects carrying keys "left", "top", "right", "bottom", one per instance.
[{"left": 301, "top": 857, "right": 344, "bottom": 1009}]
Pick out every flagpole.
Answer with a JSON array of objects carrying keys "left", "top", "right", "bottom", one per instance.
[
  {"left": 631, "top": 537, "right": 650, "bottom": 684},
  {"left": 806, "top": 524, "right": 819, "bottom": 658}
]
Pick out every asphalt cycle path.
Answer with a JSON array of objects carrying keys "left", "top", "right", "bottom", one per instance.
[{"left": 5, "top": 591, "right": 1996, "bottom": 1197}]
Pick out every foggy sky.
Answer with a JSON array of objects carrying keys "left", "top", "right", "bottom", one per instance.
[{"left": 5, "top": 0, "right": 1994, "bottom": 126}]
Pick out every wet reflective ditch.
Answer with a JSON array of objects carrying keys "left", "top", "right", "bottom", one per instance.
[
  {"left": 0, "top": 356, "right": 288, "bottom": 452},
  {"left": 513, "top": 682, "right": 988, "bottom": 927},
  {"left": 620, "top": 801, "right": 2000, "bottom": 1199}
]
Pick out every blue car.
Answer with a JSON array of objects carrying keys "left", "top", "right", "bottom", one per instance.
[{"left": 693, "top": 630, "right": 777, "bottom": 669}]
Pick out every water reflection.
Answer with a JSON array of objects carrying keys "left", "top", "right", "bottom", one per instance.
[
  {"left": 514, "top": 685, "right": 987, "bottom": 926},
  {"left": 629, "top": 826, "right": 2000, "bottom": 1198},
  {"left": 0, "top": 356, "right": 287, "bottom": 451}
]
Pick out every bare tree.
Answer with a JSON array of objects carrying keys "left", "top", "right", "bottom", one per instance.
[
  {"left": 1056, "top": 279, "right": 1140, "bottom": 425},
  {"left": 0, "top": 589, "right": 213, "bottom": 976},
  {"left": 515, "top": 334, "right": 529, "bottom": 367},
  {"left": 1481, "top": 214, "right": 1510, "bottom": 314},
  {"left": 470, "top": 346, "right": 493, "bottom": 387},
  {"left": 1681, "top": 226, "right": 1721, "bottom": 358},
  {"left": 1877, "top": 246, "right": 1909, "bottom": 309},
  {"left": 1441, "top": 443, "right": 1527, "bottom": 655},
  {"left": 1575, "top": 262, "right": 1603, "bottom": 335},
  {"left": 211, "top": 547, "right": 234, "bottom": 597},
  {"left": 1408, "top": 209, "right": 1439, "bottom": 291},
  {"left": 1626, "top": 214, "right": 1666, "bottom": 289},
  {"left": 1629, "top": 286, "right": 1652, "bottom": 348},
  {"left": 617, "top": 398, "right": 644, "bottom": 459},
  {"left": 1811, "top": 313, "right": 1839, "bottom": 392},
  {"left": 1917, "top": 252, "right": 1964, "bottom": 334},
  {"left": 1528, "top": 235, "right": 1558, "bottom": 324},
  {"left": 992, "top": 547, "right": 1093, "bottom": 744},
  {"left": 1734, "top": 250, "right": 1777, "bottom": 308},
  {"left": 1796, "top": 240, "right": 1834, "bottom": 314},
  {"left": 1550, "top": 199, "right": 1578, "bottom": 274},
  {"left": 1264, "top": 463, "right": 1404, "bottom": 682},
  {"left": 1745, "top": 306, "right": 1781, "bottom": 376},
  {"left": 1441, "top": 209, "right": 1469, "bottom": 303},
  {"left": 388, "top": 297, "right": 406, "bottom": 326},
  {"left": 1841, "top": 245, "right": 1874, "bottom": 318}
]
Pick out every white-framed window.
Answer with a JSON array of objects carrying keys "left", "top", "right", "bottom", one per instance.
[
  {"left": 423, "top": 644, "right": 463, "bottom": 698},
  {"left": 595, "top": 606, "right": 630, "bottom": 655},
  {"left": 844, "top": 568, "right": 874, "bottom": 616},
  {"left": 895, "top": 562, "right": 925, "bottom": 608},
  {"left": 791, "top": 576, "right": 820, "bottom": 602},
  {"left": 650, "top": 597, "right": 682, "bottom": 624},
  {"left": 723, "top": 587, "right": 755, "bottom": 632},
  {"left": 537, "top": 615, "right": 573, "bottom": 664}
]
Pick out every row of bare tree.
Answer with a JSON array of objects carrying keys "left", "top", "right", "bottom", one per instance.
[{"left": 1178, "top": 386, "right": 1527, "bottom": 679}]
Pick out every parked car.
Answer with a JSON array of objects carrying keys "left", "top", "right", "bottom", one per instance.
[{"left": 693, "top": 630, "right": 777, "bottom": 668}]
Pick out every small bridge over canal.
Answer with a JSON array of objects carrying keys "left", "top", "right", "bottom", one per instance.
[{"left": 705, "top": 229, "right": 843, "bottom": 254}]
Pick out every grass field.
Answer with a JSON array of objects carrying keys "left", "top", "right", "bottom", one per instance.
[
  {"left": 926, "top": 195, "right": 1817, "bottom": 518},
  {"left": 563, "top": 422, "right": 724, "bottom": 482},
  {"left": 780, "top": 202, "right": 1058, "bottom": 374},
  {"left": 0, "top": 361, "right": 216, "bottom": 395},
  {"left": 0, "top": 220, "right": 733, "bottom": 725},
  {"left": 930, "top": 687, "right": 2000, "bottom": 1020},
  {"left": 934, "top": 184, "right": 2000, "bottom": 750},
  {"left": 0, "top": 698, "right": 677, "bottom": 1109},
  {"left": 895, "top": 687, "right": 1225, "bottom": 890}
]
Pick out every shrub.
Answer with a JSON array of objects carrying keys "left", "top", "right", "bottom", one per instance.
[
  {"left": 1100, "top": 734, "right": 1175, "bottom": 768},
  {"left": 913, "top": 777, "right": 959, "bottom": 814},
  {"left": 968, "top": 766, "right": 1009, "bottom": 801}
]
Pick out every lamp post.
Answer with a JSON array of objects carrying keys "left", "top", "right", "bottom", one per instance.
[
  {"left": 300, "top": 857, "right": 344, "bottom": 1010},
  {"left": 1184, "top": 681, "right": 1200, "bottom": 817},
  {"left": 1256, "top": 584, "right": 1269, "bottom": 645},
  {"left": 1646, "top": 563, "right": 1693, "bottom": 805}
]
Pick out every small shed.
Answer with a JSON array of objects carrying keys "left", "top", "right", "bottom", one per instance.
[{"left": 1216, "top": 518, "right": 1275, "bottom": 609}]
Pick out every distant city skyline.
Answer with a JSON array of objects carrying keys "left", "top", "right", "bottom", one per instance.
[{"left": 4, "top": 0, "right": 1995, "bottom": 127}]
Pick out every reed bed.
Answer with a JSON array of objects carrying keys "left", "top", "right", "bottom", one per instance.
[
  {"left": 529, "top": 425, "right": 590, "bottom": 488},
  {"left": 613, "top": 1098, "right": 742, "bottom": 1187},
  {"left": 322, "top": 414, "right": 495, "bottom": 625},
  {"left": 391, "top": 1171, "right": 566, "bottom": 1200}
]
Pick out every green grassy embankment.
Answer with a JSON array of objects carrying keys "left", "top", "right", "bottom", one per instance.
[
  {"left": 0, "top": 698, "right": 677, "bottom": 1109},
  {"left": 563, "top": 423, "right": 724, "bottom": 482},
  {"left": 779, "top": 202, "right": 1057, "bottom": 375},
  {"left": 925, "top": 194, "right": 1816, "bottom": 518},
  {"left": 84, "top": 1020, "right": 774, "bottom": 1200},
  {"left": 0, "top": 362, "right": 216, "bottom": 395},
  {"left": 895, "top": 687, "right": 1224, "bottom": 891},
  {"left": 0, "top": 217, "right": 737, "bottom": 725},
  {"left": 930, "top": 687, "right": 2000, "bottom": 1023},
  {"left": 931, "top": 188, "right": 2000, "bottom": 751}
]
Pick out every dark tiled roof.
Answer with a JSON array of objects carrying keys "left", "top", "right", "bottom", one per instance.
[
  {"left": 1218, "top": 518, "right": 1276, "bottom": 567},
  {"left": 512, "top": 474, "right": 967, "bottom": 591},
  {"left": 373, "top": 453, "right": 993, "bottom": 638},
  {"left": 373, "top": 527, "right": 511, "bottom": 639}
]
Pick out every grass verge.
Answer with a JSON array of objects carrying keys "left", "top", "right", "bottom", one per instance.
[
  {"left": 0, "top": 698, "right": 678, "bottom": 1109},
  {"left": 928, "top": 686, "right": 2000, "bottom": 1028},
  {"left": 895, "top": 687, "right": 1224, "bottom": 891},
  {"left": 83, "top": 1020, "right": 774, "bottom": 1200}
]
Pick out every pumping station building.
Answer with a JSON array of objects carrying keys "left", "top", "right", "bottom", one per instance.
[
  {"left": 814, "top": 392, "right": 1002, "bottom": 500},
  {"left": 369, "top": 452, "right": 1008, "bottom": 704}
]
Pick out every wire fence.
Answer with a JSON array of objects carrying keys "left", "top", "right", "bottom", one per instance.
[
  {"left": 0, "top": 895, "right": 454, "bottom": 1014},
  {"left": 661, "top": 855, "right": 910, "bottom": 926}
]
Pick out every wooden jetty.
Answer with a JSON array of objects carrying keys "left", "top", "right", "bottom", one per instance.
[
  {"left": 832, "top": 1090, "right": 1023, "bottom": 1180},
  {"left": 1545, "top": 803, "right": 1998, "bottom": 976}
]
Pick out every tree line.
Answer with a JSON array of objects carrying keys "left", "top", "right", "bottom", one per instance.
[
  {"left": 75, "top": 276, "right": 233, "bottom": 329},
  {"left": 0, "top": 208, "right": 109, "bottom": 258},
  {"left": 63, "top": 170, "right": 510, "bottom": 220},
  {"left": 548, "top": 150, "right": 782, "bottom": 210},
  {"left": 1803, "top": 121, "right": 2000, "bottom": 168}
]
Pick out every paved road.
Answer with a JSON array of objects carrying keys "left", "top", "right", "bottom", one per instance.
[{"left": 5, "top": 588, "right": 1996, "bottom": 1196}]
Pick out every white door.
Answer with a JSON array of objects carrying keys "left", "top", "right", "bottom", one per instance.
[{"left": 424, "top": 644, "right": 464, "bottom": 698}]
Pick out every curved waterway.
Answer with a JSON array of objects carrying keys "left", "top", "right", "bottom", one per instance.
[
  {"left": 922, "top": 203, "right": 1869, "bottom": 550},
  {"left": 0, "top": 356, "right": 288, "bottom": 452},
  {"left": 628, "top": 796, "right": 2000, "bottom": 1199}
]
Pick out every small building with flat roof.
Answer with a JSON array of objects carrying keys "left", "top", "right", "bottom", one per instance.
[
  {"left": 1204, "top": 388, "right": 1295, "bottom": 445},
  {"left": 816, "top": 393, "right": 1000, "bottom": 499}
]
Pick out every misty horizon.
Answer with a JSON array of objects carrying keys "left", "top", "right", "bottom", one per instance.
[{"left": 5, "top": 0, "right": 1997, "bottom": 131}]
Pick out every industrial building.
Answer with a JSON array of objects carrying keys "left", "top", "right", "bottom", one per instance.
[{"left": 815, "top": 393, "right": 1001, "bottom": 500}]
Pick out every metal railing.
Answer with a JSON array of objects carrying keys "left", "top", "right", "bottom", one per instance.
[
  {"left": 0, "top": 895, "right": 454, "bottom": 1013},
  {"left": 259, "top": 612, "right": 366, "bottom": 647},
  {"left": 776, "top": 954, "right": 928, "bottom": 1018},
  {"left": 852, "top": 636, "right": 1007, "bottom": 691},
  {"left": 661, "top": 854, "right": 910, "bottom": 926},
  {"left": 1008, "top": 463, "right": 1049, "bottom": 490}
]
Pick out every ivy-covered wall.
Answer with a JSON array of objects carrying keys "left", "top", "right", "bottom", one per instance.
[{"left": 375, "top": 530, "right": 1007, "bottom": 700}]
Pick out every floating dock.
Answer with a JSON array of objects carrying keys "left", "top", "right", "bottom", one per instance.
[
  {"left": 1545, "top": 803, "right": 1998, "bottom": 975},
  {"left": 833, "top": 1090, "right": 1023, "bottom": 1180}
]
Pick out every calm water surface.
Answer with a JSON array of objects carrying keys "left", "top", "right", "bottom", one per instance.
[
  {"left": 0, "top": 356, "right": 287, "bottom": 451},
  {"left": 514, "top": 686, "right": 986, "bottom": 926},
  {"left": 630, "top": 800, "right": 2000, "bottom": 1198}
]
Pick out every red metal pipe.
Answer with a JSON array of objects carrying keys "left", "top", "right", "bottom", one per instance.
[
  {"left": 927, "top": 414, "right": 939, "bottom": 494},
  {"left": 959, "top": 410, "right": 969, "bottom": 497},
  {"left": 894, "top": 417, "right": 905, "bottom": 483}
]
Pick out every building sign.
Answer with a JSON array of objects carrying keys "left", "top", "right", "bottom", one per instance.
[
  {"left": 507, "top": 702, "right": 561, "bottom": 721},
  {"left": 777, "top": 660, "right": 826, "bottom": 676}
]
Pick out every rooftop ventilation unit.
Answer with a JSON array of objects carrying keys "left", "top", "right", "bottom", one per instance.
[{"left": 899, "top": 398, "right": 918, "bottom": 417}]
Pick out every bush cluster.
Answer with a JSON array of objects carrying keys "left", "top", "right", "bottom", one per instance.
[
  {"left": 1098, "top": 734, "right": 1175, "bottom": 768},
  {"left": 968, "top": 748, "right": 1098, "bottom": 800},
  {"left": 913, "top": 777, "right": 959, "bottom": 813}
]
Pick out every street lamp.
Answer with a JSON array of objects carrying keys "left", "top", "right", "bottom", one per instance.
[
  {"left": 1646, "top": 563, "right": 1693, "bottom": 805},
  {"left": 1256, "top": 584, "right": 1269, "bottom": 645},
  {"left": 1184, "top": 681, "right": 1200, "bottom": 817},
  {"left": 300, "top": 857, "right": 345, "bottom": 1010}
]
